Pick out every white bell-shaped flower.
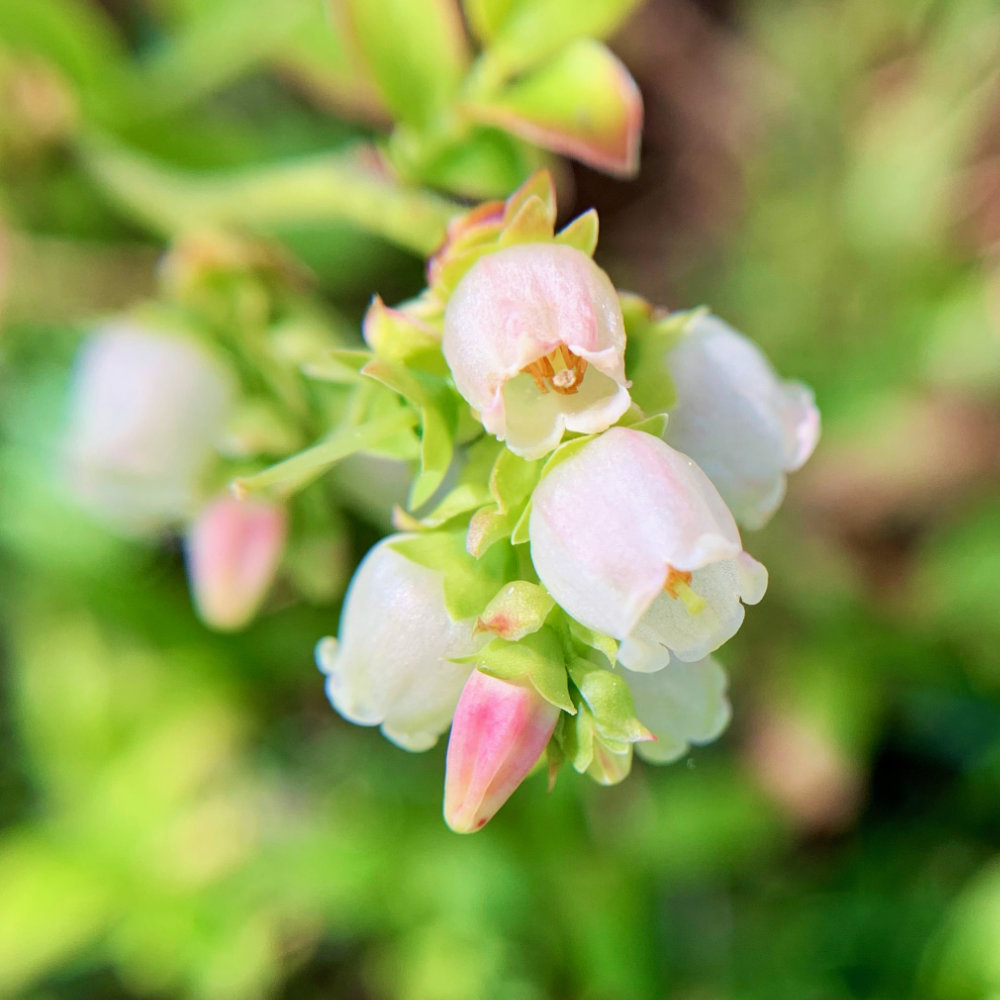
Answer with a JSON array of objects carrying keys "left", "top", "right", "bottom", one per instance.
[
  {"left": 442, "top": 243, "right": 630, "bottom": 460},
  {"left": 663, "top": 313, "right": 820, "bottom": 529},
  {"left": 316, "top": 537, "right": 480, "bottom": 751},
  {"left": 620, "top": 656, "right": 731, "bottom": 764},
  {"left": 64, "top": 322, "right": 234, "bottom": 533},
  {"left": 529, "top": 428, "right": 767, "bottom": 671}
]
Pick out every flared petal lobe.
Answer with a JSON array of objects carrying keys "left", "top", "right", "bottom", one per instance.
[
  {"left": 442, "top": 243, "right": 630, "bottom": 459},
  {"left": 663, "top": 314, "right": 820, "bottom": 529},
  {"left": 444, "top": 671, "right": 559, "bottom": 833},
  {"left": 529, "top": 428, "right": 767, "bottom": 670},
  {"left": 316, "top": 537, "right": 480, "bottom": 751},
  {"left": 621, "top": 656, "right": 731, "bottom": 764}
]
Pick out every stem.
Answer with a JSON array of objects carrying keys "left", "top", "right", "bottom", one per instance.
[{"left": 79, "top": 135, "right": 463, "bottom": 257}]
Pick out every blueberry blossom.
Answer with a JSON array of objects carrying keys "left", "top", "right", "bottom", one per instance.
[
  {"left": 442, "top": 243, "right": 630, "bottom": 460},
  {"left": 444, "top": 670, "right": 559, "bottom": 833},
  {"left": 316, "top": 536, "right": 481, "bottom": 751},
  {"left": 64, "top": 322, "right": 234, "bottom": 533},
  {"left": 529, "top": 427, "right": 767, "bottom": 671},
  {"left": 663, "top": 313, "right": 820, "bottom": 529}
]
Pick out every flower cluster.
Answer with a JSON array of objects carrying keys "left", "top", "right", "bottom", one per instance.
[{"left": 316, "top": 173, "right": 820, "bottom": 831}]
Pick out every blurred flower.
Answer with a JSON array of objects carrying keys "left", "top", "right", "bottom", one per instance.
[
  {"left": 64, "top": 322, "right": 234, "bottom": 533},
  {"left": 530, "top": 427, "right": 767, "bottom": 671},
  {"left": 444, "top": 670, "right": 559, "bottom": 832},
  {"left": 316, "top": 536, "right": 480, "bottom": 751},
  {"left": 442, "top": 243, "right": 630, "bottom": 459},
  {"left": 185, "top": 495, "right": 287, "bottom": 631},
  {"left": 663, "top": 313, "right": 820, "bottom": 529},
  {"left": 621, "top": 656, "right": 731, "bottom": 764}
]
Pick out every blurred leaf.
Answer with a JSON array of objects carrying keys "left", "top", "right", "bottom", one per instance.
[
  {"left": 476, "top": 0, "right": 643, "bottom": 79},
  {"left": 338, "top": 0, "right": 469, "bottom": 129},
  {"left": 465, "top": 40, "right": 642, "bottom": 176},
  {"left": 0, "top": 0, "right": 133, "bottom": 124}
]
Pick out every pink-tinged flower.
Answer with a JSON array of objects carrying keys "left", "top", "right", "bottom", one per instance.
[
  {"left": 444, "top": 670, "right": 559, "bottom": 833},
  {"left": 316, "top": 537, "right": 480, "bottom": 751},
  {"left": 663, "top": 314, "right": 820, "bottom": 529},
  {"left": 185, "top": 495, "right": 287, "bottom": 631},
  {"left": 64, "top": 323, "right": 234, "bottom": 533},
  {"left": 442, "top": 243, "right": 630, "bottom": 460},
  {"left": 621, "top": 656, "right": 731, "bottom": 764},
  {"left": 529, "top": 428, "right": 767, "bottom": 671}
]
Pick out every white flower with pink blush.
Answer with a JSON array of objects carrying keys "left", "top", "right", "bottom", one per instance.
[
  {"left": 442, "top": 243, "right": 630, "bottom": 460},
  {"left": 316, "top": 537, "right": 481, "bottom": 752},
  {"left": 663, "top": 313, "right": 820, "bottom": 529},
  {"left": 529, "top": 427, "right": 767, "bottom": 672},
  {"left": 64, "top": 323, "right": 234, "bottom": 533}
]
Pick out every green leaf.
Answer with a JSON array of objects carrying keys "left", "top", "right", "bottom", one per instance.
[
  {"left": 466, "top": 40, "right": 642, "bottom": 177},
  {"left": 477, "top": 581, "right": 554, "bottom": 641},
  {"left": 455, "top": 629, "right": 575, "bottom": 713},
  {"left": 0, "top": 835, "right": 113, "bottom": 996},
  {"left": 411, "top": 400, "right": 454, "bottom": 508},
  {"left": 568, "top": 657, "right": 653, "bottom": 744},
  {"left": 477, "top": 0, "right": 644, "bottom": 82},
  {"left": 231, "top": 406, "right": 417, "bottom": 498},
  {"left": 461, "top": 0, "right": 517, "bottom": 41},
  {"left": 341, "top": 0, "right": 469, "bottom": 128},
  {"left": 362, "top": 359, "right": 457, "bottom": 507},
  {"left": 390, "top": 530, "right": 511, "bottom": 620},
  {"left": 555, "top": 209, "right": 599, "bottom": 256}
]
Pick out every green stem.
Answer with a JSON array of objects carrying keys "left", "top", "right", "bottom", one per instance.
[{"left": 79, "top": 135, "right": 463, "bottom": 257}]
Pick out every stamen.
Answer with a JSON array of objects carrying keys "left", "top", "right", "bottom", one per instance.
[
  {"left": 520, "top": 346, "right": 588, "bottom": 395},
  {"left": 664, "top": 566, "right": 706, "bottom": 615}
]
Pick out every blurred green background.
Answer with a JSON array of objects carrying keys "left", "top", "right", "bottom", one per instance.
[{"left": 3, "top": 0, "right": 1000, "bottom": 997}]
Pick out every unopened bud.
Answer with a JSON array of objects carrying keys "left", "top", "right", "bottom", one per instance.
[
  {"left": 444, "top": 671, "right": 559, "bottom": 833},
  {"left": 185, "top": 495, "right": 287, "bottom": 631}
]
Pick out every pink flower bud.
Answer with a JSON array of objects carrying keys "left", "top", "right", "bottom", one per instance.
[
  {"left": 444, "top": 671, "right": 559, "bottom": 833},
  {"left": 664, "top": 314, "right": 820, "bottom": 529},
  {"left": 442, "top": 243, "right": 630, "bottom": 460},
  {"left": 185, "top": 495, "right": 287, "bottom": 631},
  {"left": 529, "top": 427, "right": 767, "bottom": 671}
]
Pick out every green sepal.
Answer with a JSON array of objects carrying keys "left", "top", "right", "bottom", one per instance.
[
  {"left": 489, "top": 448, "right": 543, "bottom": 513},
  {"left": 362, "top": 296, "right": 444, "bottom": 369},
  {"left": 231, "top": 406, "right": 418, "bottom": 499},
  {"left": 540, "top": 432, "right": 596, "bottom": 477},
  {"left": 498, "top": 194, "right": 556, "bottom": 246},
  {"left": 619, "top": 412, "right": 669, "bottom": 438},
  {"left": 476, "top": 581, "right": 554, "bottom": 641},
  {"left": 568, "top": 618, "right": 619, "bottom": 668},
  {"left": 412, "top": 435, "right": 499, "bottom": 527},
  {"left": 467, "top": 503, "right": 520, "bottom": 557},
  {"left": 568, "top": 657, "right": 654, "bottom": 744},
  {"left": 562, "top": 700, "right": 595, "bottom": 772},
  {"left": 461, "top": 0, "right": 516, "bottom": 42},
  {"left": 502, "top": 170, "right": 557, "bottom": 227},
  {"left": 555, "top": 209, "right": 599, "bottom": 256},
  {"left": 389, "top": 530, "right": 511, "bottom": 621},
  {"left": 454, "top": 628, "right": 575, "bottom": 714},
  {"left": 509, "top": 499, "right": 532, "bottom": 546}
]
